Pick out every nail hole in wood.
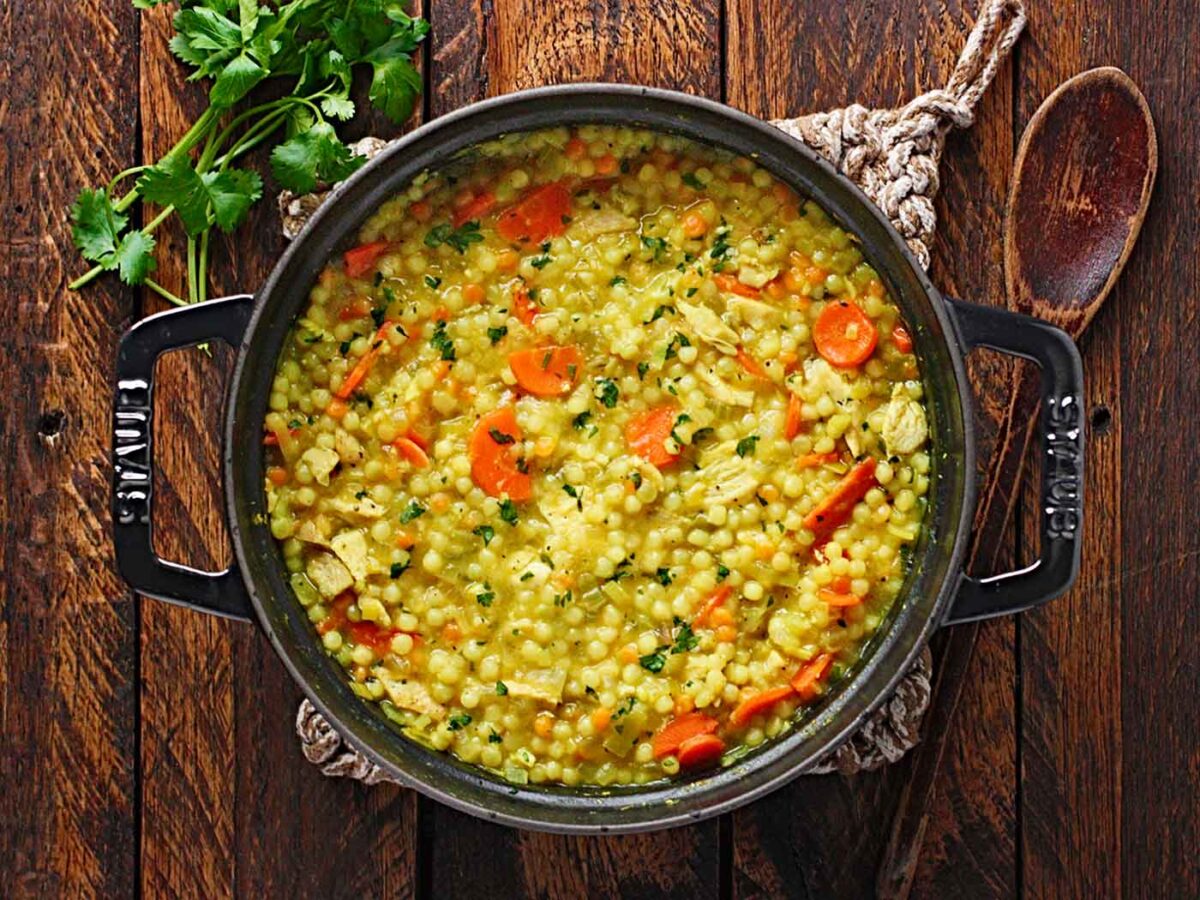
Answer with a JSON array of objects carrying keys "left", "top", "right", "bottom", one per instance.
[
  {"left": 1090, "top": 404, "right": 1112, "bottom": 435},
  {"left": 37, "top": 409, "right": 67, "bottom": 438}
]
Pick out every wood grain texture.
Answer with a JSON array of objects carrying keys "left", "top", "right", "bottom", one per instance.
[
  {"left": 727, "top": 2, "right": 1018, "bottom": 895},
  {"left": 423, "top": 2, "right": 723, "bottom": 896},
  {"left": 1018, "top": 2, "right": 1198, "bottom": 896},
  {"left": 0, "top": 0, "right": 141, "bottom": 897}
]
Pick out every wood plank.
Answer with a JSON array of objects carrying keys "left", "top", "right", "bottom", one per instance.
[
  {"left": 1112, "top": 3, "right": 1200, "bottom": 867},
  {"left": 423, "top": 2, "right": 722, "bottom": 895},
  {"left": 136, "top": 4, "right": 427, "bottom": 898},
  {"left": 1014, "top": 9, "right": 1124, "bottom": 897},
  {"left": 137, "top": 5, "right": 238, "bottom": 896},
  {"left": 725, "top": 2, "right": 1018, "bottom": 896},
  {"left": 0, "top": 1, "right": 141, "bottom": 896}
]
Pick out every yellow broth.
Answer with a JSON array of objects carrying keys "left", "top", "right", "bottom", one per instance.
[{"left": 262, "top": 125, "right": 929, "bottom": 787}]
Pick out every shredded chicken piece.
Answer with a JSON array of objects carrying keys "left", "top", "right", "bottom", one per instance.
[
  {"left": 678, "top": 300, "right": 739, "bottom": 355},
  {"left": 306, "top": 551, "right": 353, "bottom": 598}
]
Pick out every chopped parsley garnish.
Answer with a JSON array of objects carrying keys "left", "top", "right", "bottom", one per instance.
[
  {"left": 472, "top": 524, "right": 495, "bottom": 546},
  {"left": 389, "top": 561, "right": 410, "bottom": 579},
  {"left": 424, "top": 275, "right": 441, "bottom": 289},
  {"left": 636, "top": 361, "right": 650, "bottom": 379},
  {"left": 736, "top": 435, "right": 760, "bottom": 457},
  {"left": 562, "top": 483, "right": 583, "bottom": 510},
  {"left": 339, "top": 340, "right": 352, "bottom": 354},
  {"left": 487, "top": 325, "right": 508, "bottom": 344},
  {"left": 682, "top": 172, "right": 706, "bottom": 190},
  {"left": 488, "top": 731, "right": 503, "bottom": 743},
  {"left": 499, "top": 499, "right": 519, "bottom": 526},
  {"left": 664, "top": 332, "right": 691, "bottom": 360},
  {"left": 716, "top": 563, "right": 730, "bottom": 582},
  {"left": 425, "top": 220, "right": 484, "bottom": 253},
  {"left": 572, "top": 410, "right": 593, "bottom": 430},
  {"left": 429, "top": 319, "right": 456, "bottom": 360},
  {"left": 614, "top": 696, "right": 637, "bottom": 718},
  {"left": 476, "top": 584, "right": 495, "bottom": 607},
  {"left": 644, "top": 304, "right": 676, "bottom": 324},
  {"left": 671, "top": 618, "right": 699, "bottom": 654},
  {"left": 709, "top": 222, "right": 734, "bottom": 270},
  {"left": 607, "top": 558, "right": 632, "bottom": 582},
  {"left": 519, "top": 571, "right": 534, "bottom": 582},
  {"left": 639, "top": 648, "right": 668, "bottom": 673},
  {"left": 530, "top": 253, "right": 552, "bottom": 269},
  {"left": 488, "top": 427, "right": 516, "bottom": 445},
  {"left": 656, "top": 567, "right": 674, "bottom": 586},
  {"left": 354, "top": 489, "right": 368, "bottom": 500},
  {"left": 609, "top": 275, "right": 627, "bottom": 286},
  {"left": 595, "top": 377, "right": 619, "bottom": 408},
  {"left": 447, "top": 714, "right": 471, "bottom": 731},
  {"left": 370, "top": 305, "right": 387, "bottom": 328},
  {"left": 630, "top": 471, "right": 643, "bottom": 489},
  {"left": 495, "top": 682, "right": 508, "bottom": 696},
  {"left": 553, "top": 590, "right": 572, "bottom": 608},
  {"left": 640, "top": 234, "right": 669, "bottom": 260},
  {"left": 585, "top": 685, "right": 598, "bottom": 697},
  {"left": 399, "top": 500, "right": 426, "bottom": 523}
]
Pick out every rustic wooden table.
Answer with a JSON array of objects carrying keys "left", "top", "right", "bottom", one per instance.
[{"left": 5, "top": 1, "right": 1198, "bottom": 897}]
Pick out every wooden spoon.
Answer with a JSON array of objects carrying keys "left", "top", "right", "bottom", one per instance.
[{"left": 876, "top": 67, "right": 1157, "bottom": 899}]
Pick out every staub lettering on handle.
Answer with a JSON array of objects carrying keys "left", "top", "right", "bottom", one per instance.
[
  {"left": 114, "top": 378, "right": 152, "bottom": 526},
  {"left": 1044, "top": 394, "right": 1083, "bottom": 540}
]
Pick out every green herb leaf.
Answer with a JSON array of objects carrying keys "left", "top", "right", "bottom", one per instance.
[
  {"left": 682, "top": 172, "right": 706, "bottom": 190},
  {"left": 488, "top": 427, "right": 515, "bottom": 445},
  {"left": 476, "top": 585, "right": 495, "bottom": 607},
  {"left": 495, "top": 682, "right": 508, "bottom": 696},
  {"left": 447, "top": 713, "right": 471, "bottom": 731},
  {"left": 595, "top": 377, "right": 619, "bottom": 408},
  {"left": 716, "top": 564, "right": 730, "bottom": 582},
  {"left": 499, "top": 499, "right": 519, "bottom": 526},
  {"left": 425, "top": 220, "right": 484, "bottom": 253},
  {"left": 112, "top": 231, "right": 158, "bottom": 285},
  {"left": 671, "top": 620, "right": 699, "bottom": 654},
  {"left": 389, "top": 560, "right": 410, "bottom": 579},
  {"left": 736, "top": 435, "right": 760, "bottom": 458},
  {"left": 270, "top": 122, "right": 364, "bottom": 195},
  {"left": 70, "top": 188, "right": 128, "bottom": 262},
  {"left": 572, "top": 411, "right": 593, "bottom": 430},
  {"left": 399, "top": 500, "right": 426, "bottom": 523},
  {"left": 639, "top": 649, "right": 667, "bottom": 673},
  {"left": 656, "top": 567, "right": 673, "bottom": 586},
  {"left": 473, "top": 524, "right": 495, "bottom": 546},
  {"left": 487, "top": 325, "right": 508, "bottom": 345}
]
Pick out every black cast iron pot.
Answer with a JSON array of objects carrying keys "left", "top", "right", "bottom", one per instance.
[{"left": 112, "top": 84, "right": 1085, "bottom": 833}]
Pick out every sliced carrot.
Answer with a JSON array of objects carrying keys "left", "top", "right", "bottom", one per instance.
[
  {"left": 469, "top": 407, "right": 532, "bottom": 501},
  {"left": 335, "top": 320, "right": 398, "bottom": 400},
  {"left": 764, "top": 276, "right": 787, "bottom": 300},
  {"left": 790, "top": 653, "right": 835, "bottom": 701},
  {"left": 892, "top": 322, "right": 914, "bottom": 353},
  {"left": 404, "top": 429, "right": 431, "bottom": 451},
  {"left": 496, "top": 180, "right": 573, "bottom": 245},
  {"left": 393, "top": 436, "right": 430, "bottom": 468},
  {"left": 676, "top": 733, "right": 725, "bottom": 769},
  {"left": 625, "top": 404, "right": 681, "bottom": 468},
  {"left": 682, "top": 210, "right": 709, "bottom": 238},
  {"left": 713, "top": 272, "right": 762, "bottom": 299},
  {"left": 266, "top": 466, "right": 288, "bottom": 486},
  {"left": 451, "top": 189, "right": 497, "bottom": 228},
  {"left": 591, "top": 706, "right": 613, "bottom": 733},
  {"left": 692, "top": 585, "right": 732, "bottom": 629},
  {"left": 814, "top": 300, "right": 878, "bottom": 367},
  {"left": 508, "top": 345, "right": 583, "bottom": 396},
  {"left": 735, "top": 346, "right": 768, "bottom": 380},
  {"left": 729, "top": 685, "right": 796, "bottom": 728},
  {"left": 511, "top": 283, "right": 539, "bottom": 326},
  {"left": 802, "top": 458, "right": 878, "bottom": 543},
  {"left": 819, "top": 588, "right": 862, "bottom": 608},
  {"left": 338, "top": 296, "right": 372, "bottom": 321},
  {"left": 462, "top": 282, "right": 486, "bottom": 304},
  {"left": 710, "top": 607, "right": 735, "bottom": 628},
  {"left": 651, "top": 712, "right": 719, "bottom": 759},
  {"left": 795, "top": 451, "right": 841, "bottom": 469},
  {"left": 594, "top": 154, "right": 618, "bottom": 176},
  {"left": 343, "top": 241, "right": 389, "bottom": 280},
  {"left": 347, "top": 621, "right": 416, "bottom": 656},
  {"left": 784, "top": 393, "right": 804, "bottom": 440},
  {"left": 564, "top": 136, "right": 588, "bottom": 160}
]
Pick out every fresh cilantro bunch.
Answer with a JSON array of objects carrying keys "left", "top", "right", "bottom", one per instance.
[{"left": 70, "top": 0, "right": 429, "bottom": 307}]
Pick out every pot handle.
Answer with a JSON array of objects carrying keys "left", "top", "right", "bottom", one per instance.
[
  {"left": 112, "top": 295, "right": 256, "bottom": 621},
  {"left": 942, "top": 299, "right": 1085, "bottom": 625}
]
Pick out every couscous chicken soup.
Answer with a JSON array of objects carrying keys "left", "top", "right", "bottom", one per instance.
[{"left": 262, "top": 125, "right": 930, "bottom": 787}]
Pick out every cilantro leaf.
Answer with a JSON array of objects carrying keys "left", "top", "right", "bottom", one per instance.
[
  {"left": 472, "top": 524, "right": 495, "bottom": 546},
  {"left": 203, "top": 167, "right": 263, "bottom": 231},
  {"left": 736, "top": 435, "right": 760, "bottom": 458},
  {"left": 209, "top": 52, "right": 267, "bottom": 107},
  {"left": 70, "top": 188, "right": 128, "bottom": 263},
  {"left": 270, "top": 122, "right": 364, "bottom": 194},
  {"left": 113, "top": 231, "right": 158, "bottom": 285}
]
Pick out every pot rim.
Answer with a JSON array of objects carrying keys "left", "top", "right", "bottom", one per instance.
[{"left": 226, "top": 82, "right": 977, "bottom": 833}]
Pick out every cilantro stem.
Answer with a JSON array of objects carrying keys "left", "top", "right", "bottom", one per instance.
[
  {"left": 68, "top": 204, "right": 175, "bottom": 291},
  {"left": 143, "top": 278, "right": 187, "bottom": 308}
]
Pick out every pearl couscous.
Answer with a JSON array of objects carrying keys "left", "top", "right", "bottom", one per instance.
[{"left": 263, "top": 125, "right": 929, "bottom": 786}]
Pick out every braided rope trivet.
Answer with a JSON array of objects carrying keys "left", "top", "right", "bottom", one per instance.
[{"left": 283, "top": 0, "right": 1025, "bottom": 785}]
